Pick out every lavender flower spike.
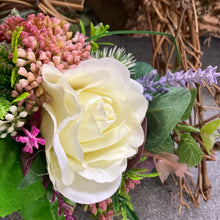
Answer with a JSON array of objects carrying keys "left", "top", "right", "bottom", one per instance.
[
  {"left": 161, "top": 66, "right": 220, "bottom": 88},
  {"left": 137, "top": 66, "right": 220, "bottom": 101}
]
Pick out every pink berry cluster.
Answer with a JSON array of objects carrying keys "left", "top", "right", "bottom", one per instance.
[
  {"left": 0, "top": 13, "right": 91, "bottom": 110},
  {"left": 125, "top": 179, "right": 140, "bottom": 193},
  {"left": 89, "top": 198, "right": 114, "bottom": 220}
]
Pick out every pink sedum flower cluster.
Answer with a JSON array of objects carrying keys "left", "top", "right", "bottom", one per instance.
[
  {"left": 0, "top": 13, "right": 91, "bottom": 110},
  {"left": 89, "top": 198, "right": 114, "bottom": 220}
]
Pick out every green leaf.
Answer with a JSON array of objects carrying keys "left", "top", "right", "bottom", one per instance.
[
  {"left": 12, "top": 26, "right": 23, "bottom": 64},
  {"left": 145, "top": 87, "right": 191, "bottom": 153},
  {"left": 148, "top": 134, "right": 174, "bottom": 154},
  {"left": 18, "top": 151, "right": 47, "bottom": 189},
  {"left": 0, "top": 46, "right": 15, "bottom": 99},
  {"left": 0, "top": 137, "right": 45, "bottom": 217},
  {"left": 124, "top": 204, "right": 138, "bottom": 220},
  {"left": 80, "top": 20, "right": 86, "bottom": 36},
  {"left": 90, "top": 22, "right": 95, "bottom": 37},
  {"left": 130, "top": 62, "right": 155, "bottom": 80},
  {"left": 90, "top": 41, "right": 99, "bottom": 51},
  {"left": 176, "top": 123, "right": 200, "bottom": 133},
  {"left": 0, "top": 97, "right": 11, "bottom": 119},
  {"left": 11, "top": 92, "right": 29, "bottom": 104},
  {"left": 112, "top": 193, "right": 120, "bottom": 213},
  {"left": 20, "top": 195, "right": 65, "bottom": 220},
  {"left": 200, "top": 119, "right": 220, "bottom": 154},
  {"left": 11, "top": 66, "right": 19, "bottom": 88},
  {"left": 177, "top": 133, "right": 203, "bottom": 167},
  {"left": 181, "top": 89, "right": 197, "bottom": 120}
]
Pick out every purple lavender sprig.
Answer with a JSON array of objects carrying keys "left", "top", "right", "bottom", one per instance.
[{"left": 137, "top": 66, "right": 220, "bottom": 101}]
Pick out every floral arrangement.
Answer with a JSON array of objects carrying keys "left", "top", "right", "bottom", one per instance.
[{"left": 0, "top": 12, "right": 219, "bottom": 220}]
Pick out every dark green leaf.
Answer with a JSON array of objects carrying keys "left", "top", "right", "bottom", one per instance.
[
  {"left": 111, "top": 192, "right": 120, "bottom": 213},
  {"left": 18, "top": 151, "right": 47, "bottom": 189},
  {"left": 0, "top": 46, "right": 14, "bottom": 99},
  {"left": 147, "top": 134, "right": 174, "bottom": 154},
  {"left": 177, "top": 133, "right": 203, "bottom": 167},
  {"left": 181, "top": 89, "right": 197, "bottom": 120},
  {"left": 0, "top": 137, "right": 45, "bottom": 217},
  {"left": 130, "top": 62, "right": 155, "bottom": 80},
  {"left": 20, "top": 195, "right": 65, "bottom": 220},
  {"left": 145, "top": 87, "right": 191, "bottom": 153},
  {"left": 124, "top": 204, "right": 138, "bottom": 220}
]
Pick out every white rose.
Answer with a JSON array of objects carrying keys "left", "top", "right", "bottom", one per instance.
[{"left": 40, "top": 58, "right": 148, "bottom": 204}]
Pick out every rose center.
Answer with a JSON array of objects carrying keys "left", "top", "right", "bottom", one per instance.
[{"left": 78, "top": 93, "right": 116, "bottom": 143}]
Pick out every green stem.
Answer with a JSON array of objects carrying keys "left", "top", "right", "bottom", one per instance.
[{"left": 87, "top": 30, "right": 181, "bottom": 72}]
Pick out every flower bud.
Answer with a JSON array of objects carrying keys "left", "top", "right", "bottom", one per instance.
[
  {"left": 5, "top": 114, "right": 14, "bottom": 121},
  {"left": 18, "top": 48, "right": 27, "bottom": 58},
  {"left": 7, "top": 126, "right": 14, "bottom": 133},
  {"left": 18, "top": 67, "right": 28, "bottom": 77},
  {"left": 0, "top": 125, "right": 7, "bottom": 131},
  {"left": 16, "top": 121, "right": 25, "bottom": 127},
  {"left": 17, "top": 58, "right": 28, "bottom": 67},
  {"left": 11, "top": 131, "right": 17, "bottom": 137},
  {"left": 19, "top": 111, "right": 28, "bottom": 118},
  {"left": 9, "top": 105, "right": 18, "bottom": 114},
  {"left": 32, "top": 106, "right": 39, "bottom": 112},
  {"left": 0, "top": 133, "right": 7, "bottom": 138}
]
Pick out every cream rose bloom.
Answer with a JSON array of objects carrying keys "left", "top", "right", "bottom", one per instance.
[{"left": 40, "top": 58, "right": 148, "bottom": 204}]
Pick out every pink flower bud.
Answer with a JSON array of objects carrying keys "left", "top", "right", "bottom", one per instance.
[
  {"left": 38, "top": 51, "right": 47, "bottom": 60},
  {"left": 27, "top": 72, "right": 35, "bottom": 82},
  {"left": 18, "top": 67, "right": 28, "bottom": 77},
  {"left": 46, "top": 51, "right": 51, "bottom": 59},
  {"left": 57, "top": 64, "right": 64, "bottom": 71},
  {"left": 54, "top": 28, "right": 61, "bottom": 35},
  {"left": 20, "top": 31, "right": 30, "bottom": 39},
  {"left": 17, "top": 58, "right": 28, "bottom": 67},
  {"left": 23, "top": 36, "right": 37, "bottom": 50},
  {"left": 27, "top": 51, "right": 36, "bottom": 62},
  {"left": 66, "top": 55, "right": 73, "bottom": 64},
  {"left": 36, "top": 76, "right": 43, "bottom": 84},
  {"left": 63, "top": 23, "right": 70, "bottom": 32},
  {"left": 11, "top": 90, "right": 19, "bottom": 97},
  {"left": 19, "top": 79, "right": 29, "bottom": 88},
  {"left": 36, "top": 61, "right": 42, "bottom": 69},
  {"left": 30, "top": 81, "right": 39, "bottom": 88},
  {"left": 30, "top": 63, "right": 36, "bottom": 72},
  {"left": 18, "top": 48, "right": 27, "bottom": 58},
  {"left": 52, "top": 56, "right": 61, "bottom": 66}
]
